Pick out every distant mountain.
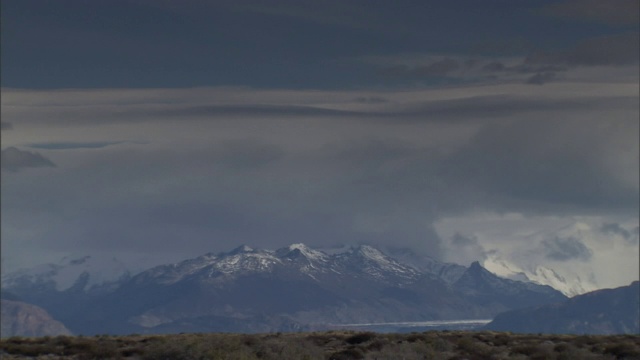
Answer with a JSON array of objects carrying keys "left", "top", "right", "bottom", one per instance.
[
  {"left": 1, "top": 255, "right": 133, "bottom": 294},
  {"left": 485, "top": 281, "right": 640, "bottom": 334},
  {"left": 1, "top": 299, "right": 72, "bottom": 337},
  {"left": 2, "top": 243, "right": 566, "bottom": 335}
]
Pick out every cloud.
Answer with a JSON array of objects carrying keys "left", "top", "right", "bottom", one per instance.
[
  {"left": 601, "top": 222, "right": 632, "bottom": 239},
  {"left": 28, "top": 141, "right": 124, "bottom": 150},
  {"left": 354, "top": 96, "right": 388, "bottom": 104},
  {"left": 1, "top": 122, "right": 13, "bottom": 131},
  {"left": 220, "top": 0, "right": 381, "bottom": 31},
  {"left": 526, "top": 72, "right": 557, "bottom": 85},
  {"left": 543, "top": 0, "right": 640, "bottom": 26},
  {"left": 366, "top": 48, "right": 632, "bottom": 86},
  {"left": 5, "top": 89, "right": 614, "bottom": 127},
  {"left": 1, "top": 147, "right": 55, "bottom": 172},
  {"left": 213, "top": 141, "right": 285, "bottom": 169},
  {"left": 482, "top": 61, "right": 506, "bottom": 72},
  {"left": 438, "top": 214, "right": 638, "bottom": 291},
  {"left": 414, "top": 58, "right": 460, "bottom": 77},
  {"left": 451, "top": 233, "right": 476, "bottom": 246},
  {"left": 1, "top": 84, "right": 637, "bottom": 277},
  {"left": 444, "top": 233, "right": 487, "bottom": 265},
  {"left": 378, "top": 58, "right": 460, "bottom": 78},
  {"left": 601, "top": 222, "right": 639, "bottom": 245},
  {"left": 160, "top": 104, "right": 364, "bottom": 119},
  {"left": 541, "top": 236, "right": 593, "bottom": 261},
  {"left": 441, "top": 104, "right": 639, "bottom": 213},
  {"left": 472, "top": 38, "right": 535, "bottom": 56},
  {"left": 526, "top": 32, "right": 640, "bottom": 66}
]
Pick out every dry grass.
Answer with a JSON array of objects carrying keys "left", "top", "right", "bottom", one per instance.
[{"left": 1, "top": 331, "right": 639, "bottom": 359}]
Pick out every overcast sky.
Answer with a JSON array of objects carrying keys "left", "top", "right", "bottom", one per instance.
[{"left": 1, "top": 0, "right": 638, "bottom": 291}]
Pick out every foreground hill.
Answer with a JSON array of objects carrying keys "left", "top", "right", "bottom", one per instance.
[
  {"left": 485, "top": 281, "right": 640, "bottom": 334},
  {"left": 1, "top": 331, "right": 639, "bottom": 360},
  {"left": 0, "top": 300, "right": 72, "bottom": 338}
]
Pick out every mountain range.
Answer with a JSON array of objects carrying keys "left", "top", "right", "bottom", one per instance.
[{"left": 1, "top": 243, "right": 567, "bottom": 335}]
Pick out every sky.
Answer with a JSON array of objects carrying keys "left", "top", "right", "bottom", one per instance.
[{"left": 1, "top": 0, "right": 639, "bottom": 292}]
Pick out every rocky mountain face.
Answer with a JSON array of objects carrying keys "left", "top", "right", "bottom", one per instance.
[
  {"left": 485, "top": 281, "right": 640, "bottom": 334},
  {"left": 2, "top": 243, "right": 566, "bottom": 335},
  {"left": 1, "top": 299, "right": 72, "bottom": 337}
]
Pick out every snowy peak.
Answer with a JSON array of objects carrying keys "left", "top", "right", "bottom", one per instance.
[
  {"left": 226, "top": 245, "right": 255, "bottom": 255},
  {"left": 276, "top": 243, "right": 329, "bottom": 263},
  {"left": 352, "top": 245, "right": 387, "bottom": 260},
  {"left": 337, "top": 245, "right": 419, "bottom": 280},
  {"left": 346, "top": 245, "right": 398, "bottom": 266},
  {"left": 287, "top": 243, "right": 311, "bottom": 252},
  {"left": 212, "top": 249, "right": 281, "bottom": 275}
]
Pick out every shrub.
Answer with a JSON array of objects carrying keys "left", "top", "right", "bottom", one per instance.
[
  {"left": 603, "top": 341, "right": 640, "bottom": 359},
  {"left": 328, "top": 347, "right": 365, "bottom": 360},
  {"left": 455, "top": 336, "right": 494, "bottom": 358},
  {"left": 430, "top": 337, "right": 453, "bottom": 352},
  {"left": 510, "top": 344, "right": 539, "bottom": 356},
  {"left": 366, "top": 339, "right": 388, "bottom": 351},
  {"left": 346, "top": 332, "right": 376, "bottom": 345}
]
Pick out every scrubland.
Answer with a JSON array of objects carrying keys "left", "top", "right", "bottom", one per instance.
[{"left": 1, "top": 330, "right": 639, "bottom": 359}]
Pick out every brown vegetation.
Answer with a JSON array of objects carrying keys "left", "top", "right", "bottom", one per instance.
[{"left": 0, "top": 330, "right": 639, "bottom": 359}]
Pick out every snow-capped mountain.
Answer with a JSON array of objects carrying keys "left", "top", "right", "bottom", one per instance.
[
  {"left": 1, "top": 255, "right": 133, "bottom": 294},
  {"left": 2, "top": 243, "right": 567, "bottom": 335},
  {"left": 133, "top": 243, "right": 420, "bottom": 285}
]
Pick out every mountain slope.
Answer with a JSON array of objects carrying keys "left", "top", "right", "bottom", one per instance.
[
  {"left": 485, "top": 281, "right": 640, "bottom": 334},
  {"left": 453, "top": 262, "right": 566, "bottom": 312}
]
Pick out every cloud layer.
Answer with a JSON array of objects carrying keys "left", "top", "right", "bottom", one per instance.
[
  {"left": 2, "top": 74, "right": 638, "bottom": 291},
  {"left": 1, "top": 1, "right": 638, "bottom": 293}
]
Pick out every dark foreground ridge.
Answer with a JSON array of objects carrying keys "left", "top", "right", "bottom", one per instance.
[
  {"left": 485, "top": 281, "right": 640, "bottom": 335},
  {"left": 1, "top": 331, "right": 639, "bottom": 360}
]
